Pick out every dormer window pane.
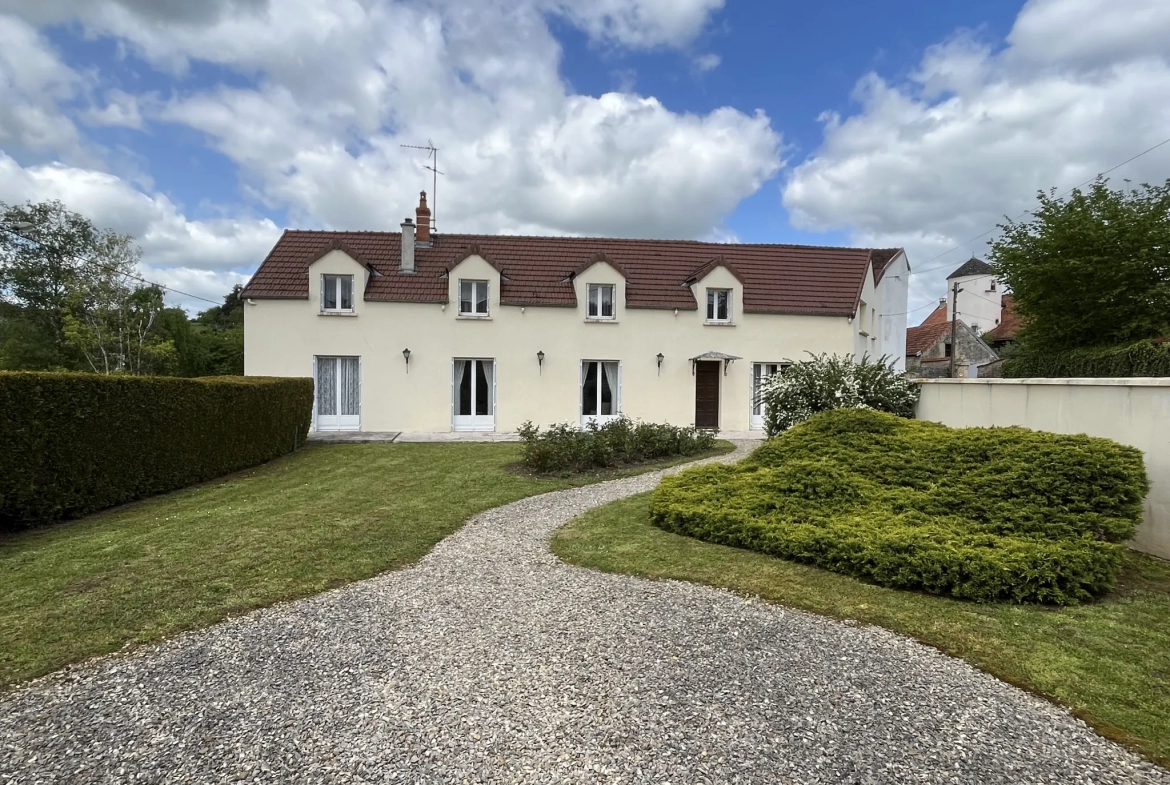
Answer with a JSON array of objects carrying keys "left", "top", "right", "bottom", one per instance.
[
  {"left": 706, "top": 289, "right": 730, "bottom": 322},
  {"left": 322, "top": 274, "right": 354, "bottom": 312},
  {"left": 587, "top": 284, "right": 615, "bottom": 319},
  {"left": 460, "top": 280, "right": 489, "bottom": 316}
]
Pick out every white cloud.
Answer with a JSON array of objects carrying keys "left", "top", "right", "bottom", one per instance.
[
  {"left": 1008, "top": 0, "right": 1170, "bottom": 66},
  {"left": 547, "top": 0, "right": 726, "bottom": 49},
  {"left": 694, "top": 53, "right": 721, "bottom": 72},
  {"left": 0, "top": 153, "right": 281, "bottom": 310},
  {"left": 82, "top": 88, "right": 145, "bottom": 129},
  {"left": 0, "top": 0, "right": 776, "bottom": 311},
  {"left": 0, "top": 14, "right": 84, "bottom": 155},
  {"left": 86, "top": 0, "right": 778, "bottom": 238},
  {"left": 782, "top": 0, "right": 1170, "bottom": 314}
]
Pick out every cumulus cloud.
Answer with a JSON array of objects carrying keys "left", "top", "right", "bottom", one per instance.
[
  {"left": 0, "top": 14, "right": 84, "bottom": 156},
  {"left": 0, "top": 0, "right": 773, "bottom": 310},
  {"left": 782, "top": 0, "right": 1170, "bottom": 313}
]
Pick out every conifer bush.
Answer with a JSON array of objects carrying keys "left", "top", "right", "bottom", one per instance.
[{"left": 650, "top": 409, "right": 1148, "bottom": 604}]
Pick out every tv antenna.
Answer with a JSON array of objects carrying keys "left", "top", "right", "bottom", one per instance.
[{"left": 400, "top": 141, "right": 444, "bottom": 233}]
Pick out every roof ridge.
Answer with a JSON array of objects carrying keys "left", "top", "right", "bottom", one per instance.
[{"left": 279, "top": 228, "right": 883, "bottom": 252}]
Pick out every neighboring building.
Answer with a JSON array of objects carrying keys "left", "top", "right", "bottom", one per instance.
[
  {"left": 905, "top": 319, "right": 998, "bottom": 378},
  {"left": 945, "top": 257, "right": 1004, "bottom": 335},
  {"left": 983, "top": 293, "right": 1021, "bottom": 350},
  {"left": 242, "top": 193, "right": 909, "bottom": 434}
]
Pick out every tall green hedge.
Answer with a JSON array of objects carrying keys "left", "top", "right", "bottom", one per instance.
[
  {"left": 0, "top": 373, "right": 313, "bottom": 530},
  {"left": 1004, "top": 339, "right": 1170, "bottom": 377},
  {"left": 650, "top": 409, "right": 1149, "bottom": 605}
]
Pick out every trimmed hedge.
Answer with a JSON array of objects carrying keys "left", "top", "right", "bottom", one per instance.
[
  {"left": 1003, "top": 339, "right": 1170, "bottom": 377},
  {"left": 0, "top": 372, "right": 313, "bottom": 530},
  {"left": 650, "top": 409, "right": 1148, "bottom": 605},
  {"left": 518, "top": 418, "right": 716, "bottom": 475}
]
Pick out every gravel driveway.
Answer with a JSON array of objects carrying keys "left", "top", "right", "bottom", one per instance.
[{"left": 1, "top": 443, "right": 1167, "bottom": 784}]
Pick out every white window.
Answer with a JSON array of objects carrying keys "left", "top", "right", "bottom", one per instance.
[
  {"left": 453, "top": 359, "right": 495, "bottom": 431},
  {"left": 751, "top": 362, "right": 785, "bottom": 430},
  {"left": 706, "top": 289, "right": 731, "bottom": 322},
  {"left": 459, "top": 280, "right": 490, "bottom": 316},
  {"left": 581, "top": 361, "right": 620, "bottom": 426},
  {"left": 586, "top": 284, "right": 615, "bottom": 320},
  {"left": 322, "top": 274, "right": 354, "bottom": 312},
  {"left": 314, "top": 356, "right": 360, "bottom": 430}
]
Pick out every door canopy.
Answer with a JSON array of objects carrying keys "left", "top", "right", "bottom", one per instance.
[{"left": 689, "top": 351, "right": 741, "bottom": 376}]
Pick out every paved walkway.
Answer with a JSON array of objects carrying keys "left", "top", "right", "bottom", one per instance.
[{"left": 0, "top": 444, "right": 1165, "bottom": 783}]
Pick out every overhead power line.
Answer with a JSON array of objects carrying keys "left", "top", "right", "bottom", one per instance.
[
  {"left": 909, "top": 133, "right": 1170, "bottom": 278},
  {"left": 0, "top": 225, "right": 222, "bottom": 307}
]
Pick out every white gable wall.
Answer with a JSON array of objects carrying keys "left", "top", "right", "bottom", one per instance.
[{"left": 946, "top": 271, "right": 1000, "bottom": 335}]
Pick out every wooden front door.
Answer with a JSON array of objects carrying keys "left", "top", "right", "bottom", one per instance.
[{"left": 694, "top": 361, "right": 720, "bottom": 429}]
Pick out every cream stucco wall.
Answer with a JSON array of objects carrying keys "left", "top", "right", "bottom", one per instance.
[
  {"left": 244, "top": 250, "right": 861, "bottom": 433},
  {"left": 916, "top": 378, "right": 1170, "bottom": 559},
  {"left": 854, "top": 251, "right": 909, "bottom": 369}
]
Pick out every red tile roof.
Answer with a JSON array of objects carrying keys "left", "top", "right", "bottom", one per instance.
[
  {"left": 984, "top": 294, "right": 1021, "bottom": 342},
  {"left": 919, "top": 302, "right": 948, "bottom": 327},
  {"left": 242, "top": 230, "right": 902, "bottom": 316},
  {"left": 906, "top": 320, "right": 954, "bottom": 355}
]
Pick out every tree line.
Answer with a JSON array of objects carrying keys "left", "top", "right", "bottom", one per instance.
[
  {"left": 990, "top": 178, "right": 1170, "bottom": 353},
  {"left": 0, "top": 200, "right": 244, "bottom": 376}
]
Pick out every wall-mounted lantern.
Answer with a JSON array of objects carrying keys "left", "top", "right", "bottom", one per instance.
[
  {"left": 402, "top": 347, "right": 411, "bottom": 372},
  {"left": 537, "top": 350, "right": 545, "bottom": 374},
  {"left": 656, "top": 353, "right": 664, "bottom": 375}
]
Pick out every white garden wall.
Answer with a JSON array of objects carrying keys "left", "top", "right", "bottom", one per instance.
[{"left": 915, "top": 378, "right": 1170, "bottom": 559}]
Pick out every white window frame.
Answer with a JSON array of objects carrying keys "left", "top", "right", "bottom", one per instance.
[
  {"left": 750, "top": 362, "right": 786, "bottom": 430},
  {"left": 586, "top": 283, "right": 616, "bottom": 320},
  {"left": 706, "top": 288, "right": 731, "bottom": 323},
  {"left": 580, "top": 360, "right": 622, "bottom": 427},
  {"left": 321, "top": 274, "right": 354, "bottom": 313},
  {"left": 452, "top": 357, "right": 496, "bottom": 431},
  {"left": 459, "top": 279, "right": 490, "bottom": 317}
]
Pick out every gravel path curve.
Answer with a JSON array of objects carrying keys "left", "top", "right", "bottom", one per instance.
[{"left": 1, "top": 443, "right": 1167, "bottom": 784}]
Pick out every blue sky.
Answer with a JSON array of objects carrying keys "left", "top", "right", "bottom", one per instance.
[{"left": 2, "top": 0, "right": 1169, "bottom": 317}]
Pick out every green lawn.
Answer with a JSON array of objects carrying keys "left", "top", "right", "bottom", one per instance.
[
  {"left": 0, "top": 441, "right": 730, "bottom": 689},
  {"left": 553, "top": 492, "right": 1170, "bottom": 766}
]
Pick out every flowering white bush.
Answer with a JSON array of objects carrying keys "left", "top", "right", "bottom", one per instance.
[{"left": 758, "top": 353, "right": 919, "bottom": 436}]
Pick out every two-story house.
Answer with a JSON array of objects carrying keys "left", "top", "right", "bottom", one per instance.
[{"left": 241, "top": 193, "right": 909, "bottom": 434}]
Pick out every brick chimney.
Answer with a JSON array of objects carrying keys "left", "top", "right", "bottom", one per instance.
[{"left": 415, "top": 191, "right": 431, "bottom": 245}]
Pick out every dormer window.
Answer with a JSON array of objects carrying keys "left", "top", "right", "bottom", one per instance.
[
  {"left": 459, "top": 279, "right": 489, "bottom": 316},
  {"left": 322, "top": 274, "right": 354, "bottom": 312},
  {"left": 587, "top": 284, "right": 615, "bottom": 320},
  {"left": 706, "top": 288, "right": 731, "bottom": 323}
]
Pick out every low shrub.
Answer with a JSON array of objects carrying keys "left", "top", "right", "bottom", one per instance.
[
  {"left": 0, "top": 372, "right": 313, "bottom": 530},
  {"left": 518, "top": 417, "right": 717, "bottom": 475},
  {"left": 650, "top": 408, "right": 1148, "bottom": 604},
  {"left": 759, "top": 353, "right": 919, "bottom": 436},
  {"left": 1004, "top": 339, "right": 1170, "bottom": 377}
]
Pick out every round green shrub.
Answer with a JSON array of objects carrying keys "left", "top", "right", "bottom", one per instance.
[{"left": 649, "top": 409, "right": 1149, "bottom": 605}]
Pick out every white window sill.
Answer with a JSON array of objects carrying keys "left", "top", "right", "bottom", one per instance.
[
  {"left": 319, "top": 310, "right": 357, "bottom": 317},
  {"left": 585, "top": 318, "right": 618, "bottom": 324},
  {"left": 704, "top": 321, "right": 735, "bottom": 327},
  {"left": 457, "top": 314, "right": 492, "bottom": 320}
]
